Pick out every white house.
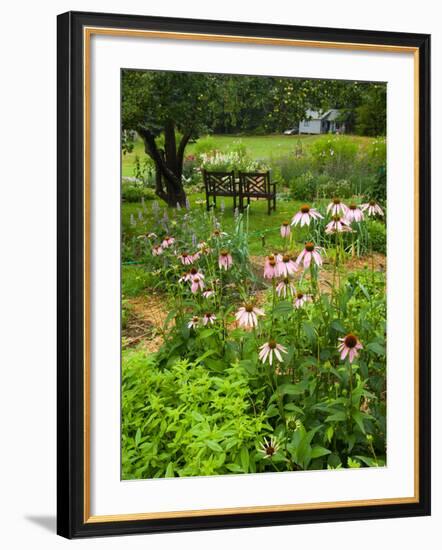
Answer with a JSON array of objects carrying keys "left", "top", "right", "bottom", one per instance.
[{"left": 298, "top": 109, "right": 346, "bottom": 134}]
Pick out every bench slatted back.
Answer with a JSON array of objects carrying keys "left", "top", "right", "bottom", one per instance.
[
  {"left": 239, "top": 171, "right": 271, "bottom": 196},
  {"left": 203, "top": 170, "right": 236, "bottom": 195}
]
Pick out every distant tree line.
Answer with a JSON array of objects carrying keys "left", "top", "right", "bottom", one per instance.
[{"left": 122, "top": 70, "right": 386, "bottom": 206}]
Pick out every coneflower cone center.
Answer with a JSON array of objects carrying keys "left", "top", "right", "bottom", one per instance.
[
  {"left": 266, "top": 446, "right": 275, "bottom": 456},
  {"left": 190, "top": 268, "right": 198, "bottom": 274},
  {"left": 268, "top": 340, "right": 277, "bottom": 349},
  {"left": 182, "top": 252, "right": 189, "bottom": 257},
  {"left": 344, "top": 334, "right": 358, "bottom": 348},
  {"left": 349, "top": 204, "right": 357, "bottom": 210},
  {"left": 245, "top": 304, "right": 254, "bottom": 313},
  {"left": 282, "top": 221, "right": 289, "bottom": 227},
  {"left": 369, "top": 200, "right": 376, "bottom": 206},
  {"left": 332, "top": 215, "right": 341, "bottom": 222},
  {"left": 220, "top": 249, "right": 229, "bottom": 256},
  {"left": 300, "top": 204, "right": 310, "bottom": 213},
  {"left": 296, "top": 292, "right": 304, "bottom": 299},
  {"left": 282, "top": 254, "right": 291, "bottom": 263},
  {"left": 269, "top": 259, "right": 276, "bottom": 267},
  {"left": 332, "top": 197, "right": 341, "bottom": 204},
  {"left": 305, "top": 242, "right": 315, "bottom": 252}
]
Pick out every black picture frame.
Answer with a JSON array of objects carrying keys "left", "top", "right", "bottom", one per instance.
[{"left": 57, "top": 10, "right": 431, "bottom": 539}]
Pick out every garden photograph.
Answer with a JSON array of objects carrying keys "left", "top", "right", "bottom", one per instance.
[{"left": 121, "top": 69, "right": 387, "bottom": 480}]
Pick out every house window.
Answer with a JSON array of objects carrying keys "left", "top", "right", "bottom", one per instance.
[{"left": 304, "top": 120, "right": 309, "bottom": 127}]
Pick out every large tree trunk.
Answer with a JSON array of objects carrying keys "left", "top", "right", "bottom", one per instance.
[{"left": 138, "top": 123, "right": 192, "bottom": 207}]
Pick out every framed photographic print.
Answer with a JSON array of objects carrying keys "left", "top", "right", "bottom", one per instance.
[{"left": 57, "top": 11, "right": 431, "bottom": 538}]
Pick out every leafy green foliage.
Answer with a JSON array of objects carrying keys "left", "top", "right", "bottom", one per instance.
[{"left": 122, "top": 355, "right": 271, "bottom": 478}]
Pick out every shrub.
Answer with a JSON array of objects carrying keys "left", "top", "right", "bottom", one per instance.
[
  {"left": 122, "top": 184, "right": 155, "bottom": 202},
  {"left": 270, "top": 156, "right": 311, "bottom": 184},
  {"left": 289, "top": 171, "right": 316, "bottom": 201},
  {"left": 309, "top": 135, "right": 358, "bottom": 179},
  {"left": 122, "top": 354, "right": 271, "bottom": 478},
  {"left": 198, "top": 150, "right": 267, "bottom": 173},
  {"left": 122, "top": 265, "right": 153, "bottom": 296},
  {"left": 192, "top": 135, "right": 216, "bottom": 156},
  {"left": 368, "top": 220, "right": 387, "bottom": 254},
  {"left": 317, "top": 178, "right": 353, "bottom": 199}
]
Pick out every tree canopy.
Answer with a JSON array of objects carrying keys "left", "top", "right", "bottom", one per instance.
[{"left": 122, "top": 69, "right": 386, "bottom": 205}]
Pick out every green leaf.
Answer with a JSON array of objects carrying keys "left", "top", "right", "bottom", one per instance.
[
  {"left": 199, "top": 329, "right": 216, "bottom": 339},
  {"left": 367, "top": 342, "right": 386, "bottom": 356},
  {"left": 302, "top": 321, "right": 316, "bottom": 343},
  {"left": 165, "top": 462, "right": 174, "bottom": 477},
  {"left": 358, "top": 282, "right": 371, "bottom": 300},
  {"left": 352, "top": 411, "right": 366, "bottom": 433},
  {"left": 330, "top": 319, "right": 346, "bottom": 333},
  {"left": 325, "top": 411, "right": 347, "bottom": 423},
  {"left": 311, "top": 445, "right": 331, "bottom": 458},
  {"left": 278, "top": 383, "right": 304, "bottom": 396},
  {"left": 273, "top": 301, "right": 293, "bottom": 317},
  {"left": 226, "top": 463, "right": 243, "bottom": 473},
  {"left": 135, "top": 428, "right": 141, "bottom": 446},
  {"left": 206, "top": 440, "right": 223, "bottom": 453},
  {"left": 240, "top": 446, "right": 250, "bottom": 472}
]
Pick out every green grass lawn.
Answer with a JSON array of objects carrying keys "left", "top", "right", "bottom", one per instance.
[
  {"left": 122, "top": 192, "right": 329, "bottom": 256},
  {"left": 122, "top": 134, "right": 372, "bottom": 177}
]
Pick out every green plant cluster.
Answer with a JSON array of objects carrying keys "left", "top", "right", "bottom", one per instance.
[{"left": 121, "top": 198, "right": 387, "bottom": 479}]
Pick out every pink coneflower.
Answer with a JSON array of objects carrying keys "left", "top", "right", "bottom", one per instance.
[
  {"left": 187, "top": 267, "right": 205, "bottom": 282},
  {"left": 325, "top": 215, "right": 352, "bottom": 234},
  {"left": 276, "top": 278, "right": 296, "bottom": 298},
  {"left": 178, "top": 272, "right": 189, "bottom": 283},
  {"left": 295, "top": 242, "right": 323, "bottom": 269},
  {"left": 202, "top": 288, "right": 215, "bottom": 298},
  {"left": 191, "top": 251, "right": 201, "bottom": 262},
  {"left": 338, "top": 333, "right": 363, "bottom": 363},
  {"left": 294, "top": 291, "right": 312, "bottom": 309},
  {"left": 276, "top": 254, "right": 298, "bottom": 277},
  {"left": 202, "top": 312, "right": 216, "bottom": 325},
  {"left": 346, "top": 203, "right": 364, "bottom": 223},
  {"left": 258, "top": 340, "right": 288, "bottom": 365},
  {"left": 218, "top": 249, "right": 233, "bottom": 270},
  {"left": 291, "top": 204, "right": 323, "bottom": 227},
  {"left": 263, "top": 255, "right": 278, "bottom": 279},
  {"left": 190, "top": 276, "right": 205, "bottom": 293},
  {"left": 212, "top": 229, "right": 227, "bottom": 238},
  {"left": 361, "top": 200, "right": 384, "bottom": 217},
  {"left": 280, "top": 221, "right": 291, "bottom": 238},
  {"left": 188, "top": 316, "right": 200, "bottom": 329},
  {"left": 197, "top": 241, "right": 212, "bottom": 255},
  {"left": 235, "top": 304, "right": 265, "bottom": 329},
  {"left": 258, "top": 436, "right": 281, "bottom": 459},
  {"left": 162, "top": 236, "right": 175, "bottom": 248},
  {"left": 179, "top": 251, "right": 195, "bottom": 265},
  {"left": 152, "top": 244, "right": 163, "bottom": 256},
  {"left": 327, "top": 198, "right": 348, "bottom": 217}
]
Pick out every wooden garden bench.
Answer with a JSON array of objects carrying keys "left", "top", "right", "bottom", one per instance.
[
  {"left": 239, "top": 171, "right": 276, "bottom": 215},
  {"left": 202, "top": 170, "right": 239, "bottom": 211}
]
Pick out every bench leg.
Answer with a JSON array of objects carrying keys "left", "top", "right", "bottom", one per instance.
[
  {"left": 233, "top": 195, "right": 236, "bottom": 211},
  {"left": 206, "top": 194, "right": 210, "bottom": 211},
  {"left": 267, "top": 198, "right": 271, "bottom": 215}
]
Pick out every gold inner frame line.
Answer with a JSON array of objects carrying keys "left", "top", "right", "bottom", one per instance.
[{"left": 83, "top": 26, "right": 420, "bottom": 524}]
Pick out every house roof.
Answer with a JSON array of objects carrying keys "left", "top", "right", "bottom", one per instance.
[{"left": 304, "top": 108, "right": 341, "bottom": 121}]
